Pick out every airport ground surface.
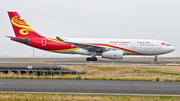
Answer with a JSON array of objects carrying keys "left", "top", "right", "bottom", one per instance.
[
  {"left": 0, "top": 79, "right": 180, "bottom": 96},
  {"left": 0, "top": 57, "right": 180, "bottom": 68},
  {"left": 0, "top": 57, "right": 180, "bottom": 96},
  {"left": 0, "top": 57, "right": 180, "bottom": 62}
]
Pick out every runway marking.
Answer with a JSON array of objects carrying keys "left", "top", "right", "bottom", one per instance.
[{"left": 0, "top": 91, "right": 179, "bottom": 97}]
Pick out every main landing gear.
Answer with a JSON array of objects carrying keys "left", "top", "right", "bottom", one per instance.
[
  {"left": 86, "top": 51, "right": 97, "bottom": 61},
  {"left": 154, "top": 56, "right": 158, "bottom": 62},
  {"left": 86, "top": 57, "right": 97, "bottom": 61}
]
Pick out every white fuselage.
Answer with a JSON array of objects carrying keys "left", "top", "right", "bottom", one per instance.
[{"left": 58, "top": 38, "right": 175, "bottom": 56}]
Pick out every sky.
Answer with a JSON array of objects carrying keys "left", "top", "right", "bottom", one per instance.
[{"left": 0, "top": 0, "right": 180, "bottom": 57}]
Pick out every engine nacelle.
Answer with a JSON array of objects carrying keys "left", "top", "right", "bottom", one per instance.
[{"left": 102, "top": 50, "right": 123, "bottom": 59}]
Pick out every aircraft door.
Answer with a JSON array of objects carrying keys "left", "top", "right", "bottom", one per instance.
[
  {"left": 156, "top": 42, "right": 161, "bottom": 49},
  {"left": 131, "top": 41, "right": 136, "bottom": 48},
  {"left": 42, "top": 39, "right": 47, "bottom": 46}
]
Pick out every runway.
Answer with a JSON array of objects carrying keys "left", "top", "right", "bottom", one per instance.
[
  {"left": 0, "top": 60, "right": 179, "bottom": 68},
  {"left": 0, "top": 62, "right": 149, "bottom": 67},
  {"left": 0, "top": 79, "right": 180, "bottom": 96}
]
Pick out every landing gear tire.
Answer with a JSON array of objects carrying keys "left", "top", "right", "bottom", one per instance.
[
  {"left": 154, "top": 58, "right": 158, "bottom": 62},
  {"left": 86, "top": 57, "right": 92, "bottom": 61},
  {"left": 86, "top": 57, "right": 97, "bottom": 61},
  {"left": 92, "top": 57, "right": 97, "bottom": 61}
]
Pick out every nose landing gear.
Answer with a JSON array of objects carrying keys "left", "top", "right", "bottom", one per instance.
[{"left": 154, "top": 56, "right": 158, "bottom": 62}]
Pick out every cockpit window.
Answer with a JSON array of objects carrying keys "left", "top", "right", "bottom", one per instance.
[{"left": 166, "top": 44, "right": 171, "bottom": 46}]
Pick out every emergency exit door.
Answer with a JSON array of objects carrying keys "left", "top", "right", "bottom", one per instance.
[{"left": 131, "top": 41, "right": 136, "bottom": 48}]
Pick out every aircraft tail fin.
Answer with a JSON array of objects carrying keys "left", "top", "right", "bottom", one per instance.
[{"left": 7, "top": 11, "right": 43, "bottom": 38}]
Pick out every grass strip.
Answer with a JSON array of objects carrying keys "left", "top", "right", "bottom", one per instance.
[
  {"left": 0, "top": 92, "right": 180, "bottom": 101},
  {"left": 1, "top": 65, "right": 180, "bottom": 82},
  {"left": 1, "top": 75, "right": 180, "bottom": 82},
  {"left": 144, "top": 70, "right": 180, "bottom": 75}
]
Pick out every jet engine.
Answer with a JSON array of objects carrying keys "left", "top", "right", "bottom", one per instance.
[{"left": 102, "top": 50, "right": 123, "bottom": 59}]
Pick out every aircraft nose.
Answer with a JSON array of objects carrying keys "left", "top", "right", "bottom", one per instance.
[
  {"left": 172, "top": 46, "right": 175, "bottom": 51},
  {"left": 169, "top": 46, "right": 175, "bottom": 52}
]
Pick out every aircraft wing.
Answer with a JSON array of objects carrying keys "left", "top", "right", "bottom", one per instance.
[{"left": 56, "top": 37, "right": 109, "bottom": 51}]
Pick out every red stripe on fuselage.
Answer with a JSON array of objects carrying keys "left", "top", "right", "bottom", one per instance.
[
  {"left": 12, "top": 37, "right": 144, "bottom": 55},
  {"left": 90, "top": 43, "right": 144, "bottom": 55}
]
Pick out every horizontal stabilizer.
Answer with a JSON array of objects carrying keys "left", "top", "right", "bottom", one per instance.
[{"left": 6, "top": 36, "right": 29, "bottom": 44}]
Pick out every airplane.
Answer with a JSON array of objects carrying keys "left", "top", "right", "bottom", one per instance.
[{"left": 7, "top": 11, "right": 175, "bottom": 62}]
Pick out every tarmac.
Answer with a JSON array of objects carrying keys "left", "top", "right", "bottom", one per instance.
[
  {"left": 0, "top": 60, "right": 179, "bottom": 69},
  {"left": 0, "top": 79, "right": 180, "bottom": 96}
]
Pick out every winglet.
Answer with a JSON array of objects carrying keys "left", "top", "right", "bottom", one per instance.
[{"left": 56, "top": 37, "right": 64, "bottom": 41}]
